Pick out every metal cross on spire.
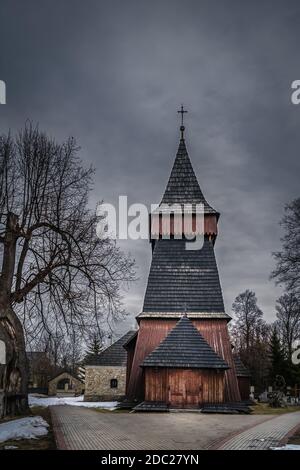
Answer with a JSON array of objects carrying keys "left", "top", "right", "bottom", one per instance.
[{"left": 177, "top": 105, "right": 188, "bottom": 139}]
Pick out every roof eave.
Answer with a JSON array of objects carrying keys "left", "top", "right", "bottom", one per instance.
[
  {"left": 137, "top": 312, "right": 231, "bottom": 323},
  {"left": 141, "top": 364, "right": 229, "bottom": 370}
]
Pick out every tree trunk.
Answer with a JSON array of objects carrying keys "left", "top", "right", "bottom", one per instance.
[
  {"left": 0, "top": 212, "right": 29, "bottom": 418},
  {"left": 0, "top": 303, "right": 29, "bottom": 418}
]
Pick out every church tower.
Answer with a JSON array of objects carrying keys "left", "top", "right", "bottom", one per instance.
[{"left": 125, "top": 109, "right": 240, "bottom": 407}]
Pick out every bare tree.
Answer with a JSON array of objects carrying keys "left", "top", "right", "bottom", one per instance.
[
  {"left": 0, "top": 124, "right": 134, "bottom": 417},
  {"left": 61, "top": 331, "right": 83, "bottom": 375},
  {"left": 230, "top": 290, "right": 270, "bottom": 390},
  {"left": 30, "top": 329, "right": 67, "bottom": 370},
  {"left": 275, "top": 293, "right": 300, "bottom": 362},
  {"left": 271, "top": 198, "right": 300, "bottom": 295},
  {"left": 231, "top": 290, "right": 264, "bottom": 351}
]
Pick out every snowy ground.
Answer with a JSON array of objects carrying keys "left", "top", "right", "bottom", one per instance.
[
  {"left": 271, "top": 444, "right": 300, "bottom": 450},
  {"left": 29, "top": 394, "right": 118, "bottom": 410},
  {"left": 0, "top": 416, "right": 49, "bottom": 443}
]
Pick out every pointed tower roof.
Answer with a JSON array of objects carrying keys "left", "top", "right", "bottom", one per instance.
[
  {"left": 140, "top": 109, "right": 226, "bottom": 319},
  {"left": 142, "top": 316, "right": 229, "bottom": 369},
  {"left": 160, "top": 137, "right": 217, "bottom": 215}
]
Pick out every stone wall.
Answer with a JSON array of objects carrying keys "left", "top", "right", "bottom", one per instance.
[
  {"left": 48, "top": 372, "right": 84, "bottom": 396},
  {"left": 85, "top": 365, "right": 126, "bottom": 401}
]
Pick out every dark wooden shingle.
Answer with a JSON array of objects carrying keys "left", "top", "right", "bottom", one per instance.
[
  {"left": 142, "top": 316, "right": 229, "bottom": 369},
  {"left": 233, "top": 355, "right": 251, "bottom": 377},
  {"left": 143, "top": 237, "right": 225, "bottom": 313},
  {"left": 84, "top": 330, "right": 135, "bottom": 366},
  {"left": 160, "top": 138, "right": 217, "bottom": 214}
]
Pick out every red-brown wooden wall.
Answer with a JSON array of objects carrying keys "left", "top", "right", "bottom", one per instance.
[
  {"left": 237, "top": 376, "right": 250, "bottom": 401},
  {"left": 145, "top": 367, "right": 225, "bottom": 407},
  {"left": 150, "top": 214, "right": 218, "bottom": 237},
  {"left": 126, "top": 318, "right": 240, "bottom": 402}
]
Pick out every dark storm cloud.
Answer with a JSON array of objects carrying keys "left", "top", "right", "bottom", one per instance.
[{"left": 1, "top": 0, "right": 300, "bottom": 334}]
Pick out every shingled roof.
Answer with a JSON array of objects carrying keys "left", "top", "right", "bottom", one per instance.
[
  {"left": 233, "top": 355, "right": 251, "bottom": 377},
  {"left": 160, "top": 138, "right": 217, "bottom": 214},
  {"left": 84, "top": 330, "right": 136, "bottom": 366},
  {"left": 142, "top": 237, "right": 225, "bottom": 313},
  {"left": 142, "top": 316, "right": 229, "bottom": 369}
]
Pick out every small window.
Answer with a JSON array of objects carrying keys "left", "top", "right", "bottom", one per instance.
[
  {"left": 57, "top": 378, "right": 70, "bottom": 390},
  {"left": 110, "top": 378, "right": 118, "bottom": 388}
]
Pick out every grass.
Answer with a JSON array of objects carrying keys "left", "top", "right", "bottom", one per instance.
[
  {"left": 0, "top": 406, "right": 56, "bottom": 450},
  {"left": 93, "top": 407, "right": 129, "bottom": 413},
  {"left": 251, "top": 402, "right": 300, "bottom": 415},
  {"left": 288, "top": 426, "right": 300, "bottom": 445}
]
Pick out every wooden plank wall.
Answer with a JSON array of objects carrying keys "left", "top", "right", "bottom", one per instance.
[
  {"left": 237, "top": 377, "right": 250, "bottom": 401},
  {"left": 126, "top": 318, "right": 240, "bottom": 402},
  {"left": 194, "top": 319, "right": 240, "bottom": 402},
  {"left": 125, "top": 338, "right": 136, "bottom": 396},
  {"left": 145, "top": 368, "right": 225, "bottom": 406},
  {"left": 150, "top": 214, "right": 218, "bottom": 237}
]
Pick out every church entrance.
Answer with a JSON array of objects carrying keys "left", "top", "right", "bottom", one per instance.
[
  {"left": 144, "top": 365, "right": 226, "bottom": 409},
  {"left": 142, "top": 317, "right": 228, "bottom": 409},
  {"left": 168, "top": 369, "right": 202, "bottom": 408}
]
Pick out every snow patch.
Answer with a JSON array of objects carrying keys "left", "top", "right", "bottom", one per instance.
[
  {"left": 29, "top": 394, "right": 118, "bottom": 410},
  {"left": 0, "top": 416, "right": 49, "bottom": 443},
  {"left": 271, "top": 444, "right": 300, "bottom": 450}
]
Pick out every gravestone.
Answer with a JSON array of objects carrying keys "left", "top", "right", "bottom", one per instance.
[
  {"left": 249, "top": 385, "right": 255, "bottom": 400},
  {"left": 0, "top": 340, "right": 6, "bottom": 364},
  {"left": 259, "top": 390, "right": 269, "bottom": 403},
  {"left": 0, "top": 340, "right": 6, "bottom": 418}
]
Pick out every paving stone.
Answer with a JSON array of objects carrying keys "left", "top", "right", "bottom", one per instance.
[
  {"left": 219, "top": 411, "right": 300, "bottom": 450},
  {"left": 50, "top": 405, "right": 285, "bottom": 450}
]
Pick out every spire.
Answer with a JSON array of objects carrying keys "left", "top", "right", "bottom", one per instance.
[
  {"left": 160, "top": 119, "right": 217, "bottom": 213},
  {"left": 177, "top": 105, "right": 187, "bottom": 140},
  {"left": 141, "top": 110, "right": 226, "bottom": 316}
]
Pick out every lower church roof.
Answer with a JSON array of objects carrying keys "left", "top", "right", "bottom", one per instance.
[
  {"left": 84, "top": 330, "right": 136, "bottom": 366},
  {"left": 142, "top": 316, "right": 229, "bottom": 370},
  {"left": 233, "top": 355, "right": 251, "bottom": 377}
]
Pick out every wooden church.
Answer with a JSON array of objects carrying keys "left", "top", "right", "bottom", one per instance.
[{"left": 125, "top": 110, "right": 242, "bottom": 410}]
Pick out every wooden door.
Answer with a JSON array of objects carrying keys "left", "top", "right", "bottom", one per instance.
[
  {"left": 167, "top": 369, "right": 202, "bottom": 408},
  {"left": 185, "top": 371, "right": 202, "bottom": 407},
  {"left": 168, "top": 369, "right": 185, "bottom": 408}
]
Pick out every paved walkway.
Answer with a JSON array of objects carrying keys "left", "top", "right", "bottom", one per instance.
[
  {"left": 50, "top": 405, "right": 279, "bottom": 450},
  {"left": 218, "top": 410, "right": 300, "bottom": 450}
]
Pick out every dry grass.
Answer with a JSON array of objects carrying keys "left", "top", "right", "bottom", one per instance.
[
  {"left": 93, "top": 407, "right": 129, "bottom": 414},
  {"left": 251, "top": 402, "right": 300, "bottom": 415},
  {"left": 288, "top": 426, "right": 300, "bottom": 445},
  {"left": 0, "top": 406, "right": 56, "bottom": 450}
]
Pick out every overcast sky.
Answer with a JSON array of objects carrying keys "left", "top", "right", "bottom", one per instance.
[{"left": 1, "top": 0, "right": 300, "bottom": 336}]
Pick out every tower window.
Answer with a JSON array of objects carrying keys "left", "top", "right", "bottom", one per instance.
[{"left": 110, "top": 378, "right": 118, "bottom": 388}]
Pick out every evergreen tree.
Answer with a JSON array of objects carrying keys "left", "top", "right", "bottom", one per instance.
[
  {"left": 269, "top": 328, "right": 287, "bottom": 384},
  {"left": 275, "top": 293, "right": 300, "bottom": 362},
  {"left": 86, "top": 334, "right": 103, "bottom": 356}
]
